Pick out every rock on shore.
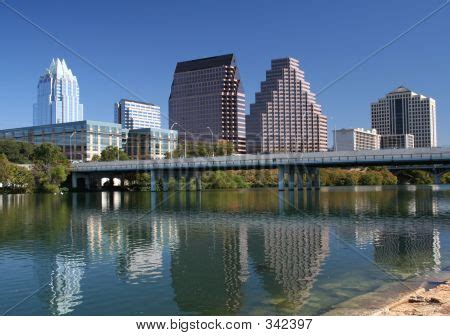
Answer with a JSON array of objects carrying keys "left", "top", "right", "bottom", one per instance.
[{"left": 377, "top": 281, "right": 450, "bottom": 316}]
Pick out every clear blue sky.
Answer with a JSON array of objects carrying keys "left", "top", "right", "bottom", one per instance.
[{"left": 1, "top": 0, "right": 449, "bottom": 144}]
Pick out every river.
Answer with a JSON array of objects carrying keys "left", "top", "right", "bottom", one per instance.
[{"left": 1, "top": 186, "right": 449, "bottom": 315}]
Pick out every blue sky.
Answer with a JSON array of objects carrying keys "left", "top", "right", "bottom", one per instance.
[{"left": 1, "top": 0, "right": 449, "bottom": 144}]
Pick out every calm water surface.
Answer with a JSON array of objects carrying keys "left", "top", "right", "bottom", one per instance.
[{"left": 1, "top": 186, "right": 450, "bottom": 315}]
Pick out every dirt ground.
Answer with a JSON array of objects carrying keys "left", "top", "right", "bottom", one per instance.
[{"left": 376, "top": 281, "right": 450, "bottom": 316}]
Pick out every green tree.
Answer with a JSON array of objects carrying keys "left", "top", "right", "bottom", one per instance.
[
  {"left": 0, "top": 139, "right": 35, "bottom": 163},
  {"left": 379, "top": 169, "right": 398, "bottom": 185},
  {"left": 214, "top": 140, "right": 234, "bottom": 156},
  {"left": 167, "top": 140, "right": 235, "bottom": 158},
  {"left": 9, "top": 165, "right": 35, "bottom": 193},
  {"left": 442, "top": 172, "right": 450, "bottom": 184},
  {"left": 0, "top": 154, "right": 35, "bottom": 193},
  {"left": 100, "top": 146, "right": 129, "bottom": 161},
  {"left": 91, "top": 154, "right": 100, "bottom": 161},
  {"left": 128, "top": 172, "right": 151, "bottom": 190},
  {"left": 359, "top": 171, "right": 383, "bottom": 185},
  {"left": 32, "top": 143, "right": 69, "bottom": 193},
  {"left": 196, "top": 142, "right": 209, "bottom": 157},
  {"left": 0, "top": 154, "right": 11, "bottom": 186}
]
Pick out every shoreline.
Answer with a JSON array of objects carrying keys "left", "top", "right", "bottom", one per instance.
[
  {"left": 325, "top": 271, "right": 450, "bottom": 316},
  {"left": 1, "top": 183, "right": 447, "bottom": 195},
  {"left": 373, "top": 280, "right": 450, "bottom": 316}
]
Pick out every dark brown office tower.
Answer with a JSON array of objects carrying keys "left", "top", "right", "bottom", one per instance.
[
  {"left": 169, "top": 54, "right": 246, "bottom": 153},
  {"left": 246, "top": 58, "right": 328, "bottom": 154}
]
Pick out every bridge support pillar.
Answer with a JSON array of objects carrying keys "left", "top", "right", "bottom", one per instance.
[
  {"left": 288, "top": 167, "right": 295, "bottom": 191},
  {"left": 195, "top": 171, "right": 202, "bottom": 191},
  {"left": 314, "top": 168, "right": 321, "bottom": 189},
  {"left": 297, "top": 169, "right": 304, "bottom": 190},
  {"left": 109, "top": 174, "right": 115, "bottom": 189},
  {"left": 433, "top": 172, "right": 442, "bottom": 185},
  {"left": 84, "top": 175, "right": 90, "bottom": 190},
  {"left": 278, "top": 165, "right": 285, "bottom": 191},
  {"left": 162, "top": 171, "right": 169, "bottom": 192},
  {"left": 120, "top": 173, "right": 125, "bottom": 188},
  {"left": 175, "top": 171, "right": 181, "bottom": 191},
  {"left": 71, "top": 173, "right": 78, "bottom": 189},
  {"left": 150, "top": 170, "right": 157, "bottom": 192},
  {"left": 185, "top": 174, "right": 192, "bottom": 192},
  {"left": 306, "top": 171, "right": 313, "bottom": 189}
]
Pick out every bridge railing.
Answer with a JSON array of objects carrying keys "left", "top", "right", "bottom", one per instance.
[{"left": 71, "top": 147, "right": 450, "bottom": 173}]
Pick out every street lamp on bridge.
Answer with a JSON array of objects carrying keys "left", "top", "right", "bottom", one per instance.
[
  {"left": 170, "top": 122, "right": 178, "bottom": 159},
  {"left": 206, "top": 126, "right": 214, "bottom": 157}
]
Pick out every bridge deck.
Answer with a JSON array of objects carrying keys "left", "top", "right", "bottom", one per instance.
[{"left": 71, "top": 147, "right": 450, "bottom": 173}]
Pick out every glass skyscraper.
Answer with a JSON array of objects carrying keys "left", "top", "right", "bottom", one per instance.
[
  {"left": 33, "top": 58, "right": 84, "bottom": 126},
  {"left": 169, "top": 54, "right": 246, "bottom": 153}
]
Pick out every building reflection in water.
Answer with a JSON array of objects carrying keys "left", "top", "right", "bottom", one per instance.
[
  {"left": 373, "top": 225, "right": 441, "bottom": 277},
  {"left": 49, "top": 254, "right": 86, "bottom": 315},
  {"left": 170, "top": 217, "right": 245, "bottom": 314},
  {"left": 168, "top": 212, "right": 329, "bottom": 313},
  {"left": 116, "top": 217, "right": 179, "bottom": 284},
  {"left": 316, "top": 186, "right": 444, "bottom": 278},
  {"left": 249, "top": 219, "right": 329, "bottom": 311}
]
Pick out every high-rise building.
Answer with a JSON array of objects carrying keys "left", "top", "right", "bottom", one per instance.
[
  {"left": 334, "top": 128, "right": 380, "bottom": 151},
  {"left": 371, "top": 87, "right": 437, "bottom": 148},
  {"left": 246, "top": 58, "right": 328, "bottom": 154},
  {"left": 33, "top": 58, "right": 83, "bottom": 126},
  {"left": 114, "top": 99, "right": 161, "bottom": 130},
  {"left": 169, "top": 54, "right": 246, "bottom": 153}
]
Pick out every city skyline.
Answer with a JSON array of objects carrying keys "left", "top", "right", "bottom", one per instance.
[{"left": 1, "top": 0, "right": 449, "bottom": 144}]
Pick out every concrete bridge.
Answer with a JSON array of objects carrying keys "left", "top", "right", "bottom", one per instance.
[{"left": 70, "top": 147, "right": 450, "bottom": 191}]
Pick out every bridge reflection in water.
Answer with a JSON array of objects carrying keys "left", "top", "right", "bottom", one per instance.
[{"left": 0, "top": 186, "right": 449, "bottom": 315}]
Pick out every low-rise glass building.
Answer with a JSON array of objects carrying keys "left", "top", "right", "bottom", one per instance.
[
  {"left": 380, "top": 133, "right": 415, "bottom": 149},
  {"left": 126, "top": 128, "right": 178, "bottom": 160},
  {"left": 0, "top": 120, "right": 122, "bottom": 161}
]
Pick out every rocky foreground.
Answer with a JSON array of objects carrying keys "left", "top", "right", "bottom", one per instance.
[{"left": 376, "top": 281, "right": 450, "bottom": 316}]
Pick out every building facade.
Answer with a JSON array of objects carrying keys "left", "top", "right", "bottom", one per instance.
[
  {"left": 114, "top": 99, "right": 161, "bottom": 130},
  {"left": 334, "top": 128, "right": 380, "bottom": 151},
  {"left": 0, "top": 120, "right": 122, "bottom": 161},
  {"left": 126, "top": 128, "right": 178, "bottom": 160},
  {"left": 371, "top": 87, "right": 436, "bottom": 148},
  {"left": 246, "top": 57, "right": 328, "bottom": 154},
  {"left": 169, "top": 54, "right": 246, "bottom": 153},
  {"left": 380, "top": 134, "right": 415, "bottom": 149},
  {"left": 33, "top": 58, "right": 83, "bottom": 126}
]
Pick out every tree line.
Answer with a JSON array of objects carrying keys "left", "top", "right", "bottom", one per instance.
[
  {"left": 168, "top": 140, "right": 235, "bottom": 158},
  {"left": 0, "top": 140, "right": 69, "bottom": 193}
]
